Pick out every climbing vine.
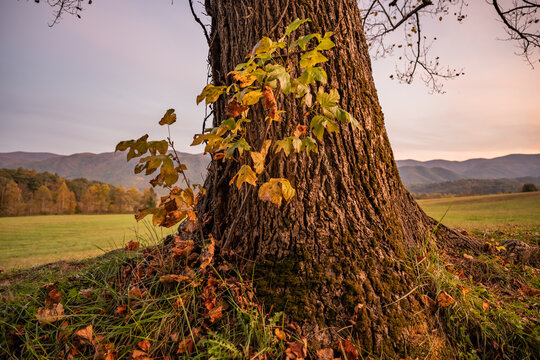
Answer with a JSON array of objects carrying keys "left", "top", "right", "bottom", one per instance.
[{"left": 116, "top": 18, "right": 358, "bottom": 228}]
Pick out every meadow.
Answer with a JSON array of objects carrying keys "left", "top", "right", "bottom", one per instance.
[
  {"left": 0, "top": 214, "right": 176, "bottom": 270},
  {"left": 418, "top": 192, "right": 540, "bottom": 244},
  {"left": 0, "top": 192, "right": 538, "bottom": 271}
]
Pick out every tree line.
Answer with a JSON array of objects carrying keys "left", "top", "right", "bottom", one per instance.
[{"left": 0, "top": 168, "right": 156, "bottom": 217}]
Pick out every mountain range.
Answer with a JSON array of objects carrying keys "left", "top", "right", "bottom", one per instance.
[
  {"left": 1, "top": 152, "right": 539, "bottom": 195},
  {"left": 0, "top": 151, "right": 209, "bottom": 191}
]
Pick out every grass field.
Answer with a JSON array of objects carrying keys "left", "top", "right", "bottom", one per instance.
[
  {"left": 418, "top": 192, "right": 540, "bottom": 244},
  {"left": 1, "top": 192, "right": 538, "bottom": 271},
  {"left": 0, "top": 214, "right": 176, "bottom": 270}
]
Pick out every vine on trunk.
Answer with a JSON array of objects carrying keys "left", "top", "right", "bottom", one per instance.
[{"left": 116, "top": 18, "right": 358, "bottom": 228}]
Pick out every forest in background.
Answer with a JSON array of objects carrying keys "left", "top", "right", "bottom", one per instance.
[{"left": 0, "top": 168, "right": 156, "bottom": 216}]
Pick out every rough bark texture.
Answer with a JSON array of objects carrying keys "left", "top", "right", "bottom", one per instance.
[{"left": 197, "top": 0, "right": 478, "bottom": 355}]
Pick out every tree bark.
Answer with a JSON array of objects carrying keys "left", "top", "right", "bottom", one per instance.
[{"left": 198, "top": 0, "right": 479, "bottom": 355}]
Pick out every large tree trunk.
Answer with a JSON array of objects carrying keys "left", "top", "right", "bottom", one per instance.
[{"left": 198, "top": 0, "right": 478, "bottom": 355}]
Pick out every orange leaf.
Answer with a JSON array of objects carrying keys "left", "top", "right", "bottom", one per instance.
[
  {"left": 226, "top": 98, "right": 249, "bottom": 118},
  {"left": 263, "top": 86, "right": 280, "bottom": 121},
  {"left": 208, "top": 305, "right": 223, "bottom": 323},
  {"left": 48, "top": 289, "right": 63, "bottom": 304},
  {"left": 116, "top": 304, "right": 127, "bottom": 315},
  {"left": 138, "top": 340, "right": 151, "bottom": 352},
  {"left": 274, "top": 328, "right": 287, "bottom": 341},
  {"left": 177, "top": 337, "right": 195, "bottom": 355},
  {"left": 437, "top": 291, "right": 455, "bottom": 307},
  {"left": 200, "top": 235, "right": 216, "bottom": 270},
  {"left": 482, "top": 301, "right": 491, "bottom": 312},
  {"left": 285, "top": 339, "right": 307, "bottom": 359},
  {"left": 293, "top": 125, "right": 308, "bottom": 137},
  {"left": 128, "top": 286, "right": 146, "bottom": 299},
  {"left": 160, "top": 274, "right": 191, "bottom": 284},
  {"left": 75, "top": 325, "right": 93, "bottom": 343},
  {"left": 421, "top": 294, "right": 436, "bottom": 308},
  {"left": 316, "top": 348, "right": 334, "bottom": 360},
  {"left": 339, "top": 339, "right": 358, "bottom": 360},
  {"left": 132, "top": 349, "right": 151, "bottom": 359},
  {"left": 124, "top": 240, "right": 139, "bottom": 251}
]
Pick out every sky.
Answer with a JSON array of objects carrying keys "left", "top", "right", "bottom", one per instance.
[{"left": 0, "top": 0, "right": 538, "bottom": 161}]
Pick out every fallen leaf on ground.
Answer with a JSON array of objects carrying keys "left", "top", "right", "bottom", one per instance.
[
  {"left": 124, "top": 241, "right": 139, "bottom": 251},
  {"left": 128, "top": 286, "right": 146, "bottom": 299},
  {"left": 75, "top": 325, "right": 93, "bottom": 343},
  {"left": 48, "top": 289, "right": 63, "bottom": 304},
  {"left": 79, "top": 289, "right": 93, "bottom": 298},
  {"left": 421, "top": 294, "right": 436, "bottom": 308},
  {"left": 285, "top": 340, "right": 307, "bottom": 359},
  {"left": 137, "top": 340, "right": 151, "bottom": 352},
  {"left": 437, "top": 291, "right": 455, "bottom": 307},
  {"left": 339, "top": 339, "right": 358, "bottom": 360},
  {"left": 36, "top": 303, "right": 65, "bottom": 324},
  {"left": 482, "top": 301, "right": 491, "bottom": 311},
  {"left": 200, "top": 235, "right": 216, "bottom": 270},
  {"left": 177, "top": 337, "right": 195, "bottom": 354},
  {"left": 160, "top": 274, "right": 191, "bottom": 284},
  {"left": 316, "top": 348, "right": 334, "bottom": 360},
  {"left": 275, "top": 328, "right": 287, "bottom": 341},
  {"left": 132, "top": 349, "right": 151, "bottom": 359},
  {"left": 208, "top": 305, "right": 223, "bottom": 323}
]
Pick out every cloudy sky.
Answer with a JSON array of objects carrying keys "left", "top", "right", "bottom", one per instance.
[{"left": 0, "top": 0, "right": 538, "bottom": 161}]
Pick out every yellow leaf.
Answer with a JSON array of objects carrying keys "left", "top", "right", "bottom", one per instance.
[
  {"left": 250, "top": 140, "right": 271, "bottom": 174},
  {"left": 242, "top": 90, "right": 263, "bottom": 106},
  {"left": 230, "top": 165, "right": 258, "bottom": 189},
  {"left": 279, "top": 179, "right": 296, "bottom": 201},
  {"left": 258, "top": 179, "right": 284, "bottom": 205},
  {"left": 258, "top": 178, "right": 296, "bottom": 206}
]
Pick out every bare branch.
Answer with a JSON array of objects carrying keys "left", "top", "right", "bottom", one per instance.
[
  {"left": 188, "top": 0, "right": 211, "bottom": 45},
  {"left": 490, "top": 0, "right": 539, "bottom": 65}
]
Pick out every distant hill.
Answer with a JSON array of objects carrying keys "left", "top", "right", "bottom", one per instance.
[
  {"left": 0, "top": 151, "right": 210, "bottom": 191},
  {"left": 396, "top": 154, "right": 540, "bottom": 182},
  {"left": 0, "top": 152, "right": 62, "bottom": 169},
  {"left": 407, "top": 177, "right": 540, "bottom": 196},
  {"left": 398, "top": 166, "right": 466, "bottom": 184},
  {"left": 1, "top": 151, "right": 538, "bottom": 195}
]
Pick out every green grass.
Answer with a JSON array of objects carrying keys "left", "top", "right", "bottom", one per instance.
[
  {"left": 418, "top": 192, "right": 540, "bottom": 244},
  {"left": 0, "top": 214, "right": 176, "bottom": 271}
]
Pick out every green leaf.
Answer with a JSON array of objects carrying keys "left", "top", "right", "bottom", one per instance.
[
  {"left": 310, "top": 115, "right": 326, "bottom": 141},
  {"left": 297, "top": 33, "right": 319, "bottom": 50},
  {"left": 221, "top": 118, "right": 237, "bottom": 131},
  {"left": 298, "top": 67, "right": 327, "bottom": 85},
  {"left": 284, "top": 18, "right": 310, "bottom": 37},
  {"left": 159, "top": 109, "right": 176, "bottom": 125},
  {"left": 115, "top": 140, "right": 133, "bottom": 152},
  {"left": 299, "top": 50, "right": 328, "bottom": 68},
  {"left": 242, "top": 90, "right": 263, "bottom": 106},
  {"left": 225, "top": 138, "right": 251, "bottom": 158},
  {"left": 160, "top": 157, "right": 179, "bottom": 186},
  {"left": 316, "top": 88, "right": 340, "bottom": 117},
  {"left": 231, "top": 165, "right": 258, "bottom": 189},
  {"left": 301, "top": 137, "right": 318, "bottom": 154},
  {"left": 275, "top": 138, "right": 293, "bottom": 156},
  {"left": 266, "top": 65, "right": 291, "bottom": 94},
  {"left": 254, "top": 37, "right": 272, "bottom": 55}
]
